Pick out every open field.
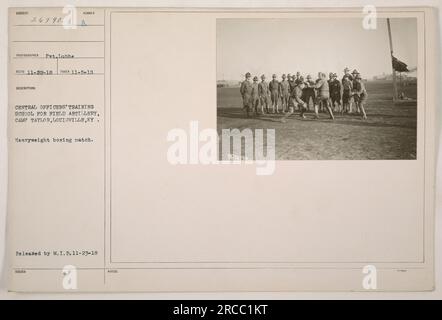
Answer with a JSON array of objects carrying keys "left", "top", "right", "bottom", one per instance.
[{"left": 217, "top": 80, "right": 417, "bottom": 160}]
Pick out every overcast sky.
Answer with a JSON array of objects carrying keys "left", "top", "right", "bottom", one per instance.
[{"left": 217, "top": 18, "right": 417, "bottom": 81}]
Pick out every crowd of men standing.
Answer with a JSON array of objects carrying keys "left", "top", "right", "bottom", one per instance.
[{"left": 239, "top": 68, "right": 368, "bottom": 120}]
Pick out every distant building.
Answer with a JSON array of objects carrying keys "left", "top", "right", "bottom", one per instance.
[
  {"left": 217, "top": 80, "right": 228, "bottom": 88},
  {"left": 216, "top": 80, "right": 241, "bottom": 88}
]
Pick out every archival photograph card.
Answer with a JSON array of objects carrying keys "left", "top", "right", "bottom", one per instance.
[{"left": 7, "top": 7, "right": 437, "bottom": 292}]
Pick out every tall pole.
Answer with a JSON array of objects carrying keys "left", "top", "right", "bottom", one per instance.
[{"left": 387, "top": 18, "right": 398, "bottom": 101}]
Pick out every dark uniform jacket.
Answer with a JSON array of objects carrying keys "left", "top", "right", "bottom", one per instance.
[
  {"left": 303, "top": 80, "right": 316, "bottom": 94},
  {"left": 269, "top": 80, "right": 280, "bottom": 93},
  {"left": 353, "top": 81, "right": 367, "bottom": 97},
  {"left": 329, "top": 79, "right": 341, "bottom": 96},
  {"left": 342, "top": 78, "right": 353, "bottom": 91}
]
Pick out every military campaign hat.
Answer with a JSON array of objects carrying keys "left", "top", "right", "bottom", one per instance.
[
  {"left": 282, "top": 74, "right": 286, "bottom": 78},
  {"left": 352, "top": 69, "right": 359, "bottom": 75},
  {"left": 344, "top": 67, "right": 350, "bottom": 72},
  {"left": 261, "top": 74, "right": 266, "bottom": 79},
  {"left": 272, "top": 74, "right": 277, "bottom": 78},
  {"left": 245, "top": 72, "right": 251, "bottom": 77},
  {"left": 306, "top": 74, "right": 312, "bottom": 79},
  {"left": 253, "top": 76, "right": 258, "bottom": 81}
]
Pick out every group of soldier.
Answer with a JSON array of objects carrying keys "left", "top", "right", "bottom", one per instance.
[{"left": 239, "top": 67, "right": 368, "bottom": 120}]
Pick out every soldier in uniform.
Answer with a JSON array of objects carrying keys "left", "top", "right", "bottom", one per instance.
[
  {"left": 279, "top": 74, "right": 290, "bottom": 113},
  {"left": 327, "top": 73, "right": 334, "bottom": 112},
  {"left": 258, "top": 74, "right": 270, "bottom": 114},
  {"left": 250, "top": 76, "right": 260, "bottom": 116},
  {"left": 288, "top": 74, "right": 297, "bottom": 93},
  {"left": 329, "top": 73, "right": 342, "bottom": 113},
  {"left": 351, "top": 69, "right": 359, "bottom": 78},
  {"left": 328, "top": 72, "right": 334, "bottom": 83},
  {"left": 269, "top": 74, "right": 280, "bottom": 114},
  {"left": 295, "top": 71, "right": 302, "bottom": 84},
  {"left": 239, "top": 72, "right": 253, "bottom": 117},
  {"left": 342, "top": 74, "right": 353, "bottom": 114},
  {"left": 287, "top": 73, "right": 296, "bottom": 108},
  {"left": 295, "top": 76, "right": 305, "bottom": 110},
  {"left": 352, "top": 74, "right": 368, "bottom": 120},
  {"left": 314, "top": 72, "right": 334, "bottom": 120},
  {"left": 351, "top": 69, "right": 361, "bottom": 113},
  {"left": 292, "top": 81, "right": 308, "bottom": 118},
  {"left": 302, "top": 74, "right": 316, "bottom": 111},
  {"left": 315, "top": 73, "right": 324, "bottom": 113},
  {"left": 341, "top": 68, "right": 355, "bottom": 113}
]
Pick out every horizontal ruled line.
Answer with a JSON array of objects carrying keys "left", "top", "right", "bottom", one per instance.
[
  {"left": 13, "top": 24, "right": 104, "bottom": 27},
  {"left": 14, "top": 73, "right": 104, "bottom": 76},
  {"left": 13, "top": 56, "right": 104, "bottom": 59},
  {"left": 12, "top": 40, "right": 104, "bottom": 43}
]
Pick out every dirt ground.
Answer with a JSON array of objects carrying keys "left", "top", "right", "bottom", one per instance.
[{"left": 217, "top": 80, "right": 417, "bottom": 160}]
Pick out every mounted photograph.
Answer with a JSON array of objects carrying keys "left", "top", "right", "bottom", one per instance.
[{"left": 217, "top": 18, "right": 418, "bottom": 160}]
